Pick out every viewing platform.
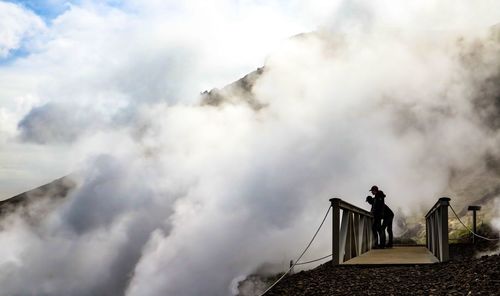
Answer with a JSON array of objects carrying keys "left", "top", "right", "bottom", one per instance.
[
  {"left": 342, "top": 246, "right": 439, "bottom": 265},
  {"left": 329, "top": 197, "right": 451, "bottom": 265}
]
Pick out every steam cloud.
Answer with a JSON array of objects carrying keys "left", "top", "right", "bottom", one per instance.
[{"left": 1, "top": 1, "right": 500, "bottom": 295}]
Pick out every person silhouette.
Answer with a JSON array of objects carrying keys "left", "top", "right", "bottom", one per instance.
[
  {"left": 369, "top": 185, "right": 386, "bottom": 248},
  {"left": 366, "top": 196, "right": 380, "bottom": 247},
  {"left": 366, "top": 186, "right": 394, "bottom": 248},
  {"left": 366, "top": 195, "right": 384, "bottom": 248}
]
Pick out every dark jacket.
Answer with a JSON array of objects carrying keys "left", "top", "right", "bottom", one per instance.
[
  {"left": 373, "top": 191, "right": 386, "bottom": 218},
  {"left": 383, "top": 204, "right": 394, "bottom": 219}
]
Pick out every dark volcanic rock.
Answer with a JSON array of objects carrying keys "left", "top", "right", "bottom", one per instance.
[{"left": 200, "top": 67, "right": 266, "bottom": 110}]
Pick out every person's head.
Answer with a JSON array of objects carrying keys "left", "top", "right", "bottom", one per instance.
[
  {"left": 369, "top": 185, "right": 379, "bottom": 194},
  {"left": 366, "top": 196, "right": 374, "bottom": 205}
]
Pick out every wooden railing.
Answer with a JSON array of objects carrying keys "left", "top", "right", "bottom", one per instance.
[
  {"left": 330, "top": 198, "right": 374, "bottom": 265},
  {"left": 425, "top": 197, "right": 450, "bottom": 262}
]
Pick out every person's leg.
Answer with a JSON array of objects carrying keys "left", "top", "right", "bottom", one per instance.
[
  {"left": 378, "top": 220, "right": 386, "bottom": 248},
  {"left": 386, "top": 216, "right": 393, "bottom": 247},
  {"left": 372, "top": 221, "right": 379, "bottom": 247},
  {"left": 373, "top": 217, "right": 385, "bottom": 247}
]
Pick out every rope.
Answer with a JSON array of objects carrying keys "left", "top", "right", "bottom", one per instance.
[
  {"left": 258, "top": 205, "right": 332, "bottom": 296},
  {"left": 295, "top": 254, "right": 332, "bottom": 265},
  {"left": 449, "top": 205, "right": 500, "bottom": 241}
]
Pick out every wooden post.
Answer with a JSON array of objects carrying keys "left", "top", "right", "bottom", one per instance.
[
  {"left": 339, "top": 209, "right": 349, "bottom": 263},
  {"left": 344, "top": 212, "right": 353, "bottom": 261},
  {"left": 438, "top": 197, "right": 450, "bottom": 262},
  {"left": 330, "top": 198, "right": 340, "bottom": 265},
  {"left": 426, "top": 218, "right": 430, "bottom": 250},
  {"left": 425, "top": 197, "right": 451, "bottom": 262},
  {"left": 468, "top": 206, "right": 481, "bottom": 244},
  {"left": 433, "top": 212, "right": 439, "bottom": 258}
]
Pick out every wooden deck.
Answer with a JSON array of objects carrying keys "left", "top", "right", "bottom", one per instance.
[{"left": 342, "top": 246, "right": 439, "bottom": 265}]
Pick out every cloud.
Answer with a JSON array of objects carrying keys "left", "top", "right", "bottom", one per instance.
[
  {"left": 0, "top": 1, "right": 45, "bottom": 58},
  {"left": 17, "top": 102, "right": 104, "bottom": 144},
  {"left": 5, "top": 0, "right": 313, "bottom": 146}
]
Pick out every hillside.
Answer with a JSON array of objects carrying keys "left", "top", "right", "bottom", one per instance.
[{"left": 0, "top": 176, "right": 76, "bottom": 219}]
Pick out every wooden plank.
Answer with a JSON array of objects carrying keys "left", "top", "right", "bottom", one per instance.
[{"left": 341, "top": 246, "right": 439, "bottom": 265}]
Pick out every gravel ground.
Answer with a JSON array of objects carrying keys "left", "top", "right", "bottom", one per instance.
[{"left": 260, "top": 244, "right": 500, "bottom": 296}]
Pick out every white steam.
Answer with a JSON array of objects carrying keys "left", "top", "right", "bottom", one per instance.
[{"left": 0, "top": 1, "right": 500, "bottom": 296}]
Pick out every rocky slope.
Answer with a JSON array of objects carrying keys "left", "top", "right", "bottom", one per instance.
[{"left": 0, "top": 176, "right": 76, "bottom": 221}]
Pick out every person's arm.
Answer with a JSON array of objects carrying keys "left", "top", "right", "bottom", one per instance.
[{"left": 376, "top": 191, "right": 386, "bottom": 204}]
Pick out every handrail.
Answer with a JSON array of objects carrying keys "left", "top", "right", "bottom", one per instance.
[
  {"left": 425, "top": 197, "right": 450, "bottom": 262},
  {"left": 425, "top": 197, "right": 450, "bottom": 218},
  {"left": 330, "top": 198, "right": 374, "bottom": 265},
  {"left": 334, "top": 198, "right": 373, "bottom": 217}
]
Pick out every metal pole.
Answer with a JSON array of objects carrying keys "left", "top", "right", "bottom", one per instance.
[
  {"left": 468, "top": 206, "right": 481, "bottom": 244},
  {"left": 473, "top": 211, "right": 477, "bottom": 244}
]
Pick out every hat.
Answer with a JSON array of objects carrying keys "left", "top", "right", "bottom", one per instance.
[{"left": 369, "top": 185, "right": 378, "bottom": 192}]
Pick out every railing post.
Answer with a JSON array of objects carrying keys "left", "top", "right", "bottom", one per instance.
[
  {"left": 330, "top": 198, "right": 340, "bottom": 266},
  {"left": 426, "top": 218, "right": 430, "bottom": 250},
  {"left": 339, "top": 209, "right": 349, "bottom": 262},
  {"left": 468, "top": 206, "right": 481, "bottom": 244},
  {"left": 344, "top": 212, "right": 353, "bottom": 261},
  {"left": 425, "top": 197, "right": 451, "bottom": 262},
  {"left": 367, "top": 216, "right": 373, "bottom": 248},
  {"left": 355, "top": 214, "right": 363, "bottom": 256},
  {"left": 433, "top": 216, "right": 436, "bottom": 255},
  {"left": 438, "top": 197, "right": 450, "bottom": 262}
]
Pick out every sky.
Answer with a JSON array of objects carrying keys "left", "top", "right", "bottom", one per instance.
[{"left": 1, "top": 1, "right": 500, "bottom": 296}]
